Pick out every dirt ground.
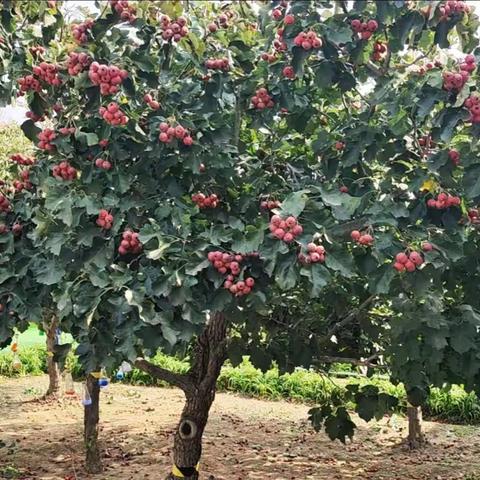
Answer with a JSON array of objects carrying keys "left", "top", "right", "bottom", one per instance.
[{"left": 1, "top": 376, "right": 480, "bottom": 480}]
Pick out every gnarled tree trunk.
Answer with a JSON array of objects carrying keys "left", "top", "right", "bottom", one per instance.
[
  {"left": 84, "top": 373, "right": 102, "bottom": 473},
  {"left": 44, "top": 316, "right": 61, "bottom": 398},
  {"left": 407, "top": 403, "right": 425, "bottom": 449},
  {"left": 136, "top": 311, "right": 227, "bottom": 480}
]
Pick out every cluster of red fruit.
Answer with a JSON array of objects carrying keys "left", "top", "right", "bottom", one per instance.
[
  {"left": 17, "top": 75, "right": 41, "bottom": 95},
  {"left": 110, "top": 0, "right": 136, "bottom": 23},
  {"left": 37, "top": 128, "right": 56, "bottom": 151},
  {"left": 59, "top": 127, "right": 76, "bottom": 136},
  {"left": 438, "top": 0, "right": 470, "bottom": 19},
  {"left": 29, "top": 45, "right": 45, "bottom": 57},
  {"left": 417, "top": 60, "right": 442, "bottom": 75},
  {"left": 427, "top": 192, "right": 461, "bottom": 209},
  {"left": 224, "top": 276, "right": 255, "bottom": 297},
  {"left": 159, "top": 15, "right": 188, "bottom": 42},
  {"left": 207, "top": 11, "right": 233, "bottom": 32},
  {"left": 26, "top": 110, "right": 45, "bottom": 122},
  {"left": 95, "top": 158, "right": 112, "bottom": 170},
  {"left": 293, "top": 31, "right": 322, "bottom": 50},
  {"left": 158, "top": 122, "right": 193, "bottom": 145},
  {"left": 260, "top": 199, "right": 280, "bottom": 210},
  {"left": 468, "top": 208, "right": 480, "bottom": 224},
  {"left": 460, "top": 54, "right": 476, "bottom": 73},
  {"left": 272, "top": 26, "right": 287, "bottom": 53},
  {"left": 443, "top": 70, "right": 469, "bottom": 91},
  {"left": 192, "top": 193, "right": 218, "bottom": 209},
  {"left": 52, "top": 161, "right": 77, "bottom": 181},
  {"left": 208, "top": 251, "right": 243, "bottom": 275},
  {"left": 205, "top": 58, "right": 230, "bottom": 71},
  {"left": 32, "top": 63, "right": 61, "bottom": 86},
  {"left": 393, "top": 251, "right": 424, "bottom": 272},
  {"left": 261, "top": 52, "right": 277, "bottom": 63},
  {"left": 448, "top": 149, "right": 460, "bottom": 166},
  {"left": 99, "top": 103, "right": 128, "bottom": 126},
  {"left": 143, "top": 93, "right": 160, "bottom": 110},
  {"left": 251, "top": 87, "right": 274, "bottom": 110},
  {"left": 282, "top": 66, "right": 295, "bottom": 80},
  {"left": 269, "top": 215, "right": 303, "bottom": 243},
  {"left": 96, "top": 209, "right": 114, "bottom": 230},
  {"left": 350, "top": 230, "right": 374, "bottom": 246},
  {"left": 10, "top": 154, "right": 34, "bottom": 166},
  {"left": 71, "top": 18, "right": 94, "bottom": 44},
  {"left": 89, "top": 63, "right": 128, "bottom": 95},
  {"left": 372, "top": 41, "right": 387, "bottom": 61},
  {"left": 99, "top": 139, "right": 109, "bottom": 148},
  {"left": 118, "top": 229, "right": 142, "bottom": 255},
  {"left": 0, "top": 194, "right": 11, "bottom": 213},
  {"left": 66, "top": 52, "right": 92, "bottom": 76},
  {"left": 351, "top": 19, "right": 378, "bottom": 40},
  {"left": 298, "top": 243, "right": 326, "bottom": 264},
  {"left": 13, "top": 171, "right": 32, "bottom": 193},
  {"left": 464, "top": 94, "right": 480, "bottom": 123}
]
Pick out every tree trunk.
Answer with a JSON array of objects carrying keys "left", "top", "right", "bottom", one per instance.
[
  {"left": 160, "top": 312, "right": 227, "bottom": 480},
  {"left": 84, "top": 374, "right": 102, "bottom": 473},
  {"left": 135, "top": 313, "right": 227, "bottom": 479},
  {"left": 407, "top": 403, "right": 425, "bottom": 449},
  {"left": 44, "top": 316, "right": 61, "bottom": 398}
]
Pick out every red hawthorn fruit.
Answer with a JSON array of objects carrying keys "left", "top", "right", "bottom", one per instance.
[
  {"left": 422, "top": 242, "right": 433, "bottom": 252},
  {"left": 448, "top": 149, "right": 460, "bottom": 166},
  {"left": 118, "top": 229, "right": 142, "bottom": 255},
  {"left": 350, "top": 230, "right": 361, "bottom": 241},
  {"left": 284, "top": 14, "right": 294, "bottom": 25},
  {"left": 12, "top": 223, "right": 23, "bottom": 236},
  {"left": 96, "top": 209, "right": 114, "bottom": 229},
  {"left": 339, "top": 186, "right": 348, "bottom": 193},
  {"left": 282, "top": 66, "right": 295, "bottom": 79}
]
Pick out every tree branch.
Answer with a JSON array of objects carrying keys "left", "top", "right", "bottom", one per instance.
[
  {"left": 327, "top": 294, "right": 376, "bottom": 337},
  {"left": 134, "top": 358, "right": 194, "bottom": 395}
]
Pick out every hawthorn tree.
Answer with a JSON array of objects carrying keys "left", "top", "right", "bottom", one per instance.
[{"left": 3, "top": 0, "right": 480, "bottom": 477}]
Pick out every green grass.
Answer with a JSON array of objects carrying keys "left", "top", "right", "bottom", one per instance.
[{"left": 3, "top": 344, "right": 480, "bottom": 425}]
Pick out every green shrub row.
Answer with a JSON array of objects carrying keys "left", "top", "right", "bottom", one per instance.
[{"left": 2, "top": 346, "right": 480, "bottom": 425}]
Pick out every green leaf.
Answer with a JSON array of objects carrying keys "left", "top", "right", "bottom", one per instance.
[
  {"left": 291, "top": 46, "right": 310, "bottom": 77},
  {"left": 463, "top": 165, "right": 480, "bottom": 199},
  {"left": 20, "top": 120, "right": 41, "bottom": 142},
  {"left": 325, "top": 250, "right": 355, "bottom": 278},
  {"left": 280, "top": 190, "right": 309, "bottom": 217},
  {"left": 314, "top": 61, "right": 336, "bottom": 89},
  {"left": 368, "top": 264, "right": 395, "bottom": 294},
  {"left": 35, "top": 262, "right": 65, "bottom": 286},
  {"left": 324, "top": 407, "right": 356, "bottom": 443}
]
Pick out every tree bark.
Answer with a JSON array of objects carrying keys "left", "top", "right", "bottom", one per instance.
[
  {"left": 84, "top": 374, "right": 102, "bottom": 473},
  {"left": 44, "top": 316, "right": 61, "bottom": 398},
  {"left": 137, "top": 312, "right": 227, "bottom": 480},
  {"left": 407, "top": 403, "right": 425, "bottom": 449}
]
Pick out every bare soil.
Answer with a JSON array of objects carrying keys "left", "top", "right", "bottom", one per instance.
[{"left": 1, "top": 375, "right": 480, "bottom": 480}]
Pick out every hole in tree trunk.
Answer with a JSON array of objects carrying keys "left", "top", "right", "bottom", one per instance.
[{"left": 179, "top": 419, "right": 197, "bottom": 440}]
